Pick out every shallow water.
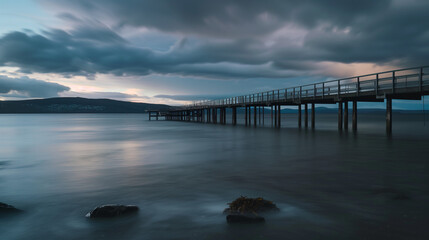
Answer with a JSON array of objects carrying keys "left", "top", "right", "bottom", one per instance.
[{"left": 1, "top": 113, "right": 429, "bottom": 240}]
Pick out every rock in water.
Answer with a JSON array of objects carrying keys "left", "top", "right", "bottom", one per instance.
[
  {"left": 226, "top": 214, "right": 265, "bottom": 224},
  {"left": 224, "top": 196, "right": 280, "bottom": 215},
  {"left": 0, "top": 202, "right": 21, "bottom": 214},
  {"left": 86, "top": 204, "right": 139, "bottom": 218}
]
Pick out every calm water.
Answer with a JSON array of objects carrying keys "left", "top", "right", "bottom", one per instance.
[{"left": 1, "top": 113, "right": 429, "bottom": 240}]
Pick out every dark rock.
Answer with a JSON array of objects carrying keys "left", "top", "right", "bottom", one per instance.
[
  {"left": 0, "top": 202, "right": 21, "bottom": 214},
  {"left": 224, "top": 196, "right": 280, "bottom": 215},
  {"left": 86, "top": 204, "right": 139, "bottom": 218},
  {"left": 227, "top": 214, "right": 265, "bottom": 224}
]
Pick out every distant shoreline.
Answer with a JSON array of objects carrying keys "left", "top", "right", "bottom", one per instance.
[{"left": 0, "top": 97, "right": 171, "bottom": 113}]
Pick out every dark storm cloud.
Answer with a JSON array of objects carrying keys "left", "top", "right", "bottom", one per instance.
[
  {"left": 3, "top": 0, "right": 429, "bottom": 79},
  {"left": 0, "top": 75, "right": 70, "bottom": 98},
  {"left": 300, "top": 1, "right": 429, "bottom": 65},
  {"left": 41, "top": 0, "right": 390, "bottom": 37},
  {"left": 0, "top": 30, "right": 301, "bottom": 79}
]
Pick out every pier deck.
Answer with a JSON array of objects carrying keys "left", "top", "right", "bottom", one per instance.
[{"left": 154, "top": 66, "right": 429, "bottom": 134}]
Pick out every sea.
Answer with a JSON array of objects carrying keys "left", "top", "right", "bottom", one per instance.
[{"left": 1, "top": 113, "right": 429, "bottom": 240}]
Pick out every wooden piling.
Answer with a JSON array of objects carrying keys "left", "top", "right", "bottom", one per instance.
[
  {"left": 311, "top": 103, "right": 315, "bottom": 129},
  {"left": 298, "top": 105, "right": 302, "bottom": 128},
  {"left": 304, "top": 103, "right": 308, "bottom": 128},
  {"left": 254, "top": 106, "right": 257, "bottom": 127},
  {"left": 232, "top": 107, "right": 237, "bottom": 125},
  {"left": 271, "top": 105, "right": 273, "bottom": 127},
  {"left": 344, "top": 101, "right": 348, "bottom": 130},
  {"left": 274, "top": 105, "right": 278, "bottom": 127},
  {"left": 245, "top": 106, "right": 248, "bottom": 126},
  {"left": 338, "top": 102, "right": 343, "bottom": 130},
  {"left": 262, "top": 106, "right": 265, "bottom": 126},
  {"left": 386, "top": 97, "right": 392, "bottom": 135},
  {"left": 248, "top": 106, "right": 251, "bottom": 126},
  {"left": 213, "top": 108, "right": 217, "bottom": 124},
  {"left": 352, "top": 101, "right": 357, "bottom": 132}
]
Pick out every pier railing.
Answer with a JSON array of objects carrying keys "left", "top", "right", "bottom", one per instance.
[{"left": 184, "top": 66, "right": 429, "bottom": 108}]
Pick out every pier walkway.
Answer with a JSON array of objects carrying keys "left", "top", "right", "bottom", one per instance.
[{"left": 152, "top": 66, "right": 429, "bottom": 134}]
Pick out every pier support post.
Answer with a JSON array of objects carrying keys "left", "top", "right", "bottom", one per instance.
[
  {"left": 203, "top": 109, "right": 205, "bottom": 123},
  {"left": 254, "top": 106, "right": 257, "bottom": 127},
  {"left": 352, "top": 101, "right": 357, "bottom": 132},
  {"left": 245, "top": 106, "right": 248, "bottom": 126},
  {"left": 274, "top": 105, "right": 277, "bottom": 127},
  {"left": 212, "top": 108, "right": 216, "bottom": 124},
  {"left": 386, "top": 97, "right": 392, "bottom": 135},
  {"left": 262, "top": 106, "right": 265, "bottom": 126},
  {"left": 344, "top": 101, "right": 348, "bottom": 130},
  {"left": 338, "top": 102, "right": 343, "bottom": 130},
  {"left": 311, "top": 103, "right": 315, "bottom": 129},
  {"left": 232, "top": 107, "right": 237, "bottom": 125},
  {"left": 259, "top": 106, "right": 261, "bottom": 125},
  {"left": 298, "top": 104, "right": 302, "bottom": 128},
  {"left": 223, "top": 108, "right": 226, "bottom": 124},
  {"left": 271, "top": 105, "right": 274, "bottom": 127},
  {"left": 277, "top": 105, "right": 281, "bottom": 128},
  {"left": 304, "top": 103, "right": 308, "bottom": 128},
  {"left": 248, "top": 106, "right": 251, "bottom": 126},
  {"left": 198, "top": 110, "right": 201, "bottom": 122}
]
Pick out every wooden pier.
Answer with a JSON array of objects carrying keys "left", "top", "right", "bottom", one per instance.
[{"left": 152, "top": 66, "right": 429, "bottom": 134}]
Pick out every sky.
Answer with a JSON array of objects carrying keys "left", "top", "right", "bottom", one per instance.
[{"left": 0, "top": 0, "right": 428, "bottom": 108}]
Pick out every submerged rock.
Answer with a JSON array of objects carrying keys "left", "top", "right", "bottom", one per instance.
[
  {"left": 0, "top": 202, "right": 21, "bottom": 214},
  {"left": 224, "top": 196, "right": 279, "bottom": 224},
  {"left": 224, "top": 196, "right": 280, "bottom": 215},
  {"left": 86, "top": 204, "right": 139, "bottom": 218},
  {"left": 226, "top": 214, "right": 265, "bottom": 224}
]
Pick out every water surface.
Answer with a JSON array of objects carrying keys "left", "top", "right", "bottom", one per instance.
[{"left": 1, "top": 113, "right": 429, "bottom": 239}]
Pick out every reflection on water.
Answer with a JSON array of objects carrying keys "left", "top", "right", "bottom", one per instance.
[{"left": 1, "top": 113, "right": 429, "bottom": 240}]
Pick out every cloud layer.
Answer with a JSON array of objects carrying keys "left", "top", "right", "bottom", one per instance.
[
  {"left": 0, "top": 0, "right": 425, "bottom": 82},
  {"left": 0, "top": 0, "right": 428, "bottom": 103},
  {"left": 0, "top": 75, "right": 69, "bottom": 98}
]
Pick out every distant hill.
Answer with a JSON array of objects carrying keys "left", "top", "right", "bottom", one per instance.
[{"left": 0, "top": 97, "right": 172, "bottom": 113}]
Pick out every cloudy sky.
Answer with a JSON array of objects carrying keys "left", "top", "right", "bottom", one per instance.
[{"left": 0, "top": 0, "right": 428, "bottom": 106}]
